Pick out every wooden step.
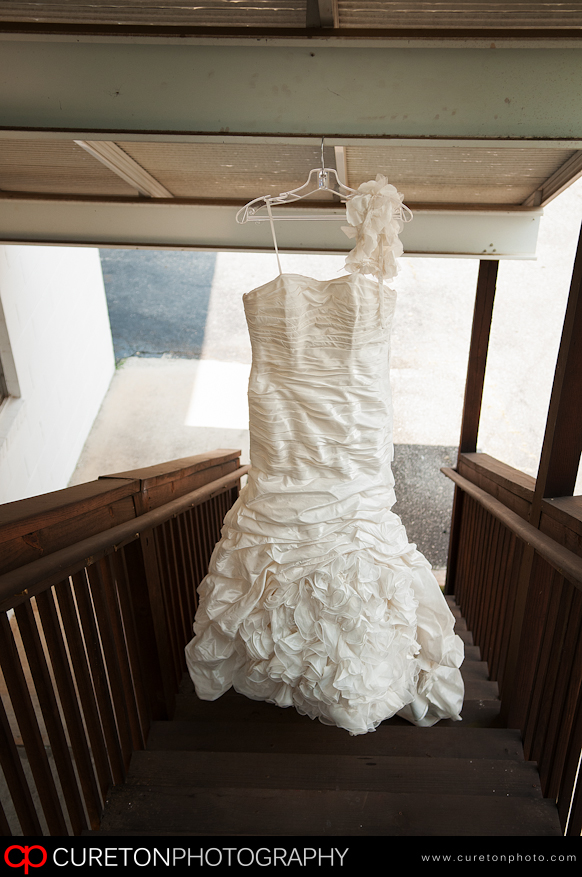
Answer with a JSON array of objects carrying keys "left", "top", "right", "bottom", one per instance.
[
  {"left": 172, "top": 691, "right": 500, "bottom": 727},
  {"left": 96, "top": 786, "right": 561, "bottom": 837},
  {"left": 89, "top": 599, "right": 562, "bottom": 837},
  {"left": 112, "top": 749, "right": 544, "bottom": 797},
  {"left": 146, "top": 720, "right": 523, "bottom": 758},
  {"left": 173, "top": 693, "right": 501, "bottom": 731},
  {"left": 456, "top": 628, "right": 474, "bottom": 645}
]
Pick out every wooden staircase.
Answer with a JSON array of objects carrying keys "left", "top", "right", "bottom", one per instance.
[{"left": 89, "top": 599, "right": 562, "bottom": 837}]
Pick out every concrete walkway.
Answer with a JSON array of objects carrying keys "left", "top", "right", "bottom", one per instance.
[{"left": 70, "top": 178, "right": 582, "bottom": 567}]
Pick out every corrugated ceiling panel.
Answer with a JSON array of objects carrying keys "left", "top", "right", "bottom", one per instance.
[
  {"left": 116, "top": 142, "right": 338, "bottom": 199},
  {"left": 0, "top": 139, "right": 578, "bottom": 207},
  {"left": 2, "top": 1, "right": 582, "bottom": 28},
  {"left": 338, "top": 2, "right": 582, "bottom": 29},
  {"left": 0, "top": 1, "right": 306, "bottom": 26},
  {"left": 120, "top": 141, "right": 577, "bottom": 206},
  {"left": 0, "top": 140, "right": 138, "bottom": 195},
  {"left": 345, "top": 146, "right": 576, "bottom": 204}
]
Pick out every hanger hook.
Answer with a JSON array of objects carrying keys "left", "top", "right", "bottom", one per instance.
[{"left": 319, "top": 136, "right": 326, "bottom": 188}]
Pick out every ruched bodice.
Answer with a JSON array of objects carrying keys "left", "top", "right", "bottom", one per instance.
[{"left": 245, "top": 273, "right": 395, "bottom": 489}]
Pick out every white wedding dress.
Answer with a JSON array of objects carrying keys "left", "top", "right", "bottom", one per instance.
[{"left": 185, "top": 177, "right": 464, "bottom": 735}]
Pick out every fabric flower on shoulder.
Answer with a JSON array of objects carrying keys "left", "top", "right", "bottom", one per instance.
[{"left": 342, "top": 175, "right": 411, "bottom": 281}]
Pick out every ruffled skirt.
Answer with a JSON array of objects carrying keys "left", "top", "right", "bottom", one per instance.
[{"left": 185, "top": 486, "right": 464, "bottom": 736}]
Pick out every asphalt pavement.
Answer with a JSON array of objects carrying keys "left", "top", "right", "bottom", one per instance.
[{"left": 100, "top": 249, "right": 217, "bottom": 361}]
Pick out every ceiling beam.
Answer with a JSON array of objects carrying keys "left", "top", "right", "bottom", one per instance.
[
  {"left": 0, "top": 196, "right": 542, "bottom": 259},
  {"left": 3, "top": 133, "right": 582, "bottom": 149},
  {"left": 334, "top": 145, "right": 348, "bottom": 187},
  {"left": 74, "top": 140, "right": 173, "bottom": 198},
  {"left": 2, "top": 40, "right": 582, "bottom": 140},
  {"left": 1, "top": 23, "right": 582, "bottom": 46},
  {"left": 306, "top": 1, "right": 339, "bottom": 29},
  {"left": 522, "top": 150, "right": 582, "bottom": 207}
]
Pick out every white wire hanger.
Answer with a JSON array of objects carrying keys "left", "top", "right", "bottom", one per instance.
[
  {"left": 235, "top": 139, "right": 413, "bottom": 287},
  {"left": 236, "top": 138, "right": 358, "bottom": 224}
]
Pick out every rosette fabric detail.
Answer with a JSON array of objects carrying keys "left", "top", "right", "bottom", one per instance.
[{"left": 343, "top": 174, "right": 409, "bottom": 281}]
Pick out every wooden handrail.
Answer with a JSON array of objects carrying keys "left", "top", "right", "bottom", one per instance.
[
  {"left": 444, "top": 455, "right": 582, "bottom": 835},
  {"left": 0, "top": 449, "right": 243, "bottom": 576},
  {"left": 442, "top": 466, "right": 582, "bottom": 590},
  {"left": 0, "top": 465, "right": 249, "bottom": 611},
  {"left": 0, "top": 452, "right": 246, "bottom": 835}
]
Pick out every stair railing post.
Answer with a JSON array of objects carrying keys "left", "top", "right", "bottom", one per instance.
[{"left": 445, "top": 259, "right": 498, "bottom": 596}]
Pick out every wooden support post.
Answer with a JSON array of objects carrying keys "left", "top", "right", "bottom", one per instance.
[
  {"left": 445, "top": 260, "right": 498, "bottom": 595},
  {"left": 533, "top": 222, "right": 582, "bottom": 515},
  {"left": 504, "top": 222, "right": 582, "bottom": 730},
  {"left": 459, "top": 260, "right": 499, "bottom": 455}
]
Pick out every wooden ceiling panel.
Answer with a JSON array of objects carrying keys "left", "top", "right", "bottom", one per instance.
[
  {"left": 0, "top": 1, "right": 306, "bottom": 27},
  {"left": 0, "top": 140, "right": 138, "bottom": 196},
  {"left": 345, "top": 146, "right": 577, "bottom": 205},
  {"left": 1, "top": 1, "right": 582, "bottom": 29},
  {"left": 0, "top": 139, "right": 580, "bottom": 210},
  {"left": 116, "top": 142, "right": 338, "bottom": 200},
  {"left": 119, "top": 141, "right": 580, "bottom": 207},
  {"left": 338, "top": 2, "right": 582, "bottom": 30}
]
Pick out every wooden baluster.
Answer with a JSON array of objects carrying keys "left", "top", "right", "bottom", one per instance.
[
  {"left": 201, "top": 500, "right": 215, "bottom": 566},
  {"left": 35, "top": 587, "right": 102, "bottom": 830},
  {"left": 0, "top": 798, "right": 11, "bottom": 837},
  {"left": 14, "top": 599, "right": 87, "bottom": 835},
  {"left": 523, "top": 565, "right": 564, "bottom": 762},
  {"left": 0, "top": 613, "right": 68, "bottom": 835},
  {"left": 190, "top": 505, "right": 206, "bottom": 597},
  {"left": 541, "top": 585, "right": 582, "bottom": 799},
  {"left": 71, "top": 570, "right": 126, "bottom": 784},
  {"left": 166, "top": 517, "right": 190, "bottom": 656},
  {"left": 54, "top": 578, "right": 113, "bottom": 800},
  {"left": 154, "top": 524, "right": 181, "bottom": 684},
  {"left": 94, "top": 556, "right": 144, "bottom": 754},
  {"left": 496, "top": 535, "right": 522, "bottom": 695},
  {"left": 123, "top": 534, "right": 175, "bottom": 720},
  {"left": 488, "top": 527, "right": 513, "bottom": 683},
  {"left": 0, "top": 675, "right": 41, "bottom": 835},
  {"left": 173, "top": 514, "right": 195, "bottom": 647},
  {"left": 481, "top": 518, "right": 503, "bottom": 666},
  {"left": 109, "top": 549, "right": 150, "bottom": 744}
]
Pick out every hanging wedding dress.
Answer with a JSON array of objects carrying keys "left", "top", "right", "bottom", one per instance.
[{"left": 185, "top": 176, "right": 464, "bottom": 735}]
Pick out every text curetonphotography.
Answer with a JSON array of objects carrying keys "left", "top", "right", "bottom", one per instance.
[{"left": 50, "top": 847, "right": 350, "bottom": 868}]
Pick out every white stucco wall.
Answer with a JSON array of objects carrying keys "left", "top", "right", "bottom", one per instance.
[{"left": 0, "top": 245, "right": 115, "bottom": 504}]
